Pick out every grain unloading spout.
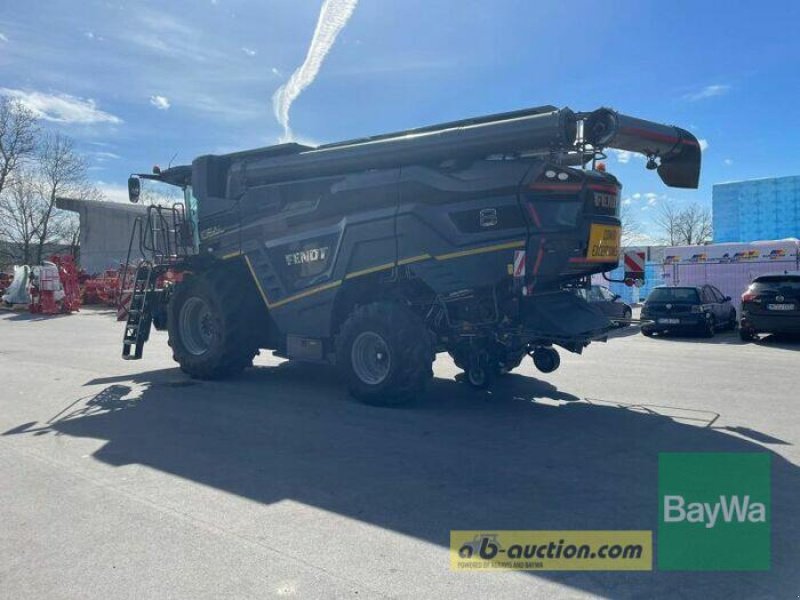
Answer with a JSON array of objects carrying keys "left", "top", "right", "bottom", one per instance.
[{"left": 583, "top": 108, "right": 702, "bottom": 189}]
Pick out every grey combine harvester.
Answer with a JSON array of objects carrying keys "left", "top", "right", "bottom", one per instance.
[{"left": 122, "top": 104, "right": 701, "bottom": 405}]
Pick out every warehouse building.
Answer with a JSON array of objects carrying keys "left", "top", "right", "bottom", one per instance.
[
  {"left": 713, "top": 175, "right": 800, "bottom": 243},
  {"left": 56, "top": 197, "right": 147, "bottom": 274}
]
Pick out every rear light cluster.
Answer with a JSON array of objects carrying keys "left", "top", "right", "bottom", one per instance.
[{"left": 742, "top": 288, "right": 760, "bottom": 303}]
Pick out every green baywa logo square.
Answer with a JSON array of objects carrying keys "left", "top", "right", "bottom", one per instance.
[{"left": 658, "top": 453, "right": 770, "bottom": 571}]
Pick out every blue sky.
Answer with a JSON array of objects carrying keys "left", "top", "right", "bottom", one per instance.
[{"left": 1, "top": 0, "right": 798, "bottom": 238}]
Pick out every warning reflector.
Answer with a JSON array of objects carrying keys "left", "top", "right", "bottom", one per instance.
[
  {"left": 513, "top": 250, "right": 526, "bottom": 278},
  {"left": 624, "top": 251, "right": 646, "bottom": 282}
]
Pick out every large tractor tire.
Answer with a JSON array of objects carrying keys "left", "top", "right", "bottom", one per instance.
[
  {"left": 336, "top": 302, "right": 434, "bottom": 406},
  {"left": 167, "top": 270, "right": 259, "bottom": 380}
]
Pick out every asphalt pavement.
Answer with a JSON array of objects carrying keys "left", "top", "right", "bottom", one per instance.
[{"left": 1, "top": 307, "right": 798, "bottom": 599}]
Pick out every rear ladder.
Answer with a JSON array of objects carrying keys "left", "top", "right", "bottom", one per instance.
[
  {"left": 120, "top": 204, "right": 193, "bottom": 360},
  {"left": 122, "top": 262, "right": 155, "bottom": 360}
]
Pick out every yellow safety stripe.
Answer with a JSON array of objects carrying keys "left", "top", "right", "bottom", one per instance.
[
  {"left": 397, "top": 253, "right": 431, "bottom": 266},
  {"left": 240, "top": 240, "right": 524, "bottom": 310},
  {"left": 344, "top": 261, "right": 396, "bottom": 279},
  {"left": 433, "top": 239, "right": 525, "bottom": 261},
  {"left": 222, "top": 250, "right": 242, "bottom": 260}
]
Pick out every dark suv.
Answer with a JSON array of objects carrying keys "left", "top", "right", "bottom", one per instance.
[
  {"left": 641, "top": 285, "right": 737, "bottom": 337},
  {"left": 740, "top": 272, "right": 800, "bottom": 341}
]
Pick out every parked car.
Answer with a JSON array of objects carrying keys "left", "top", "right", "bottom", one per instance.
[
  {"left": 573, "top": 285, "right": 633, "bottom": 326},
  {"left": 739, "top": 272, "right": 800, "bottom": 341},
  {"left": 640, "top": 285, "right": 737, "bottom": 337}
]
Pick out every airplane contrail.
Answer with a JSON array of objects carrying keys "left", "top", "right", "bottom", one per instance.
[{"left": 273, "top": 0, "right": 359, "bottom": 142}]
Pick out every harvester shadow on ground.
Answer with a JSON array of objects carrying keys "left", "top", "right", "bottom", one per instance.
[{"left": 5, "top": 362, "right": 797, "bottom": 598}]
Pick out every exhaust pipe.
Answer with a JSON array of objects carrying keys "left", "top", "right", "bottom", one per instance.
[{"left": 584, "top": 108, "right": 702, "bottom": 189}]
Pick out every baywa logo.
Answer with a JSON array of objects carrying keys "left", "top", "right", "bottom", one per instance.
[{"left": 658, "top": 453, "right": 771, "bottom": 571}]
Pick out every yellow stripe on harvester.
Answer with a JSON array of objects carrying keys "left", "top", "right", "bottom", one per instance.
[
  {"left": 344, "top": 261, "right": 396, "bottom": 279},
  {"left": 434, "top": 239, "right": 525, "bottom": 261},
  {"left": 241, "top": 240, "right": 525, "bottom": 310}
]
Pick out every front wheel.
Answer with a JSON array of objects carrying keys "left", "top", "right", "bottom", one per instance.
[
  {"left": 167, "top": 271, "right": 259, "bottom": 379},
  {"left": 337, "top": 303, "right": 433, "bottom": 406}
]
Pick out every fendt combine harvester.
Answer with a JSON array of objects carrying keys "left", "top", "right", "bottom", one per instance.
[{"left": 123, "top": 105, "right": 700, "bottom": 405}]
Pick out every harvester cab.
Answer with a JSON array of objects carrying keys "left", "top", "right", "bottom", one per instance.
[{"left": 124, "top": 105, "right": 700, "bottom": 404}]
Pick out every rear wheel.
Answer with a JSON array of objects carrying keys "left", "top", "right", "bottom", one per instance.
[
  {"left": 641, "top": 328, "right": 654, "bottom": 337},
  {"left": 727, "top": 310, "right": 738, "bottom": 331},
  {"left": 532, "top": 347, "right": 560, "bottom": 373},
  {"left": 622, "top": 307, "right": 632, "bottom": 327},
  {"left": 337, "top": 303, "right": 433, "bottom": 406},
  {"left": 739, "top": 326, "right": 757, "bottom": 342},
  {"left": 168, "top": 270, "right": 259, "bottom": 379},
  {"left": 703, "top": 316, "right": 716, "bottom": 338}
]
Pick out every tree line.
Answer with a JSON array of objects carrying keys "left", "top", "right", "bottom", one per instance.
[
  {"left": 622, "top": 200, "right": 713, "bottom": 247},
  {"left": 0, "top": 97, "right": 101, "bottom": 266}
]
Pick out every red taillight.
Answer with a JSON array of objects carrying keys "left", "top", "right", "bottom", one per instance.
[{"left": 742, "top": 291, "right": 757, "bottom": 303}]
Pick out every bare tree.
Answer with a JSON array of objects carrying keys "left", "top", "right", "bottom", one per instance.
[
  {"left": 620, "top": 202, "right": 645, "bottom": 247},
  {"left": 33, "top": 132, "right": 91, "bottom": 263},
  {"left": 676, "top": 203, "right": 713, "bottom": 245},
  {"left": 652, "top": 203, "right": 682, "bottom": 246},
  {"left": 653, "top": 202, "right": 712, "bottom": 246},
  {"left": 0, "top": 97, "right": 38, "bottom": 197},
  {"left": 0, "top": 174, "right": 40, "bottom": 264}
]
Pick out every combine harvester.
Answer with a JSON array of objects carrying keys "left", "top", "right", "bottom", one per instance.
[{"left": 122, "top": 105, "right": 701, "bottom": 404}]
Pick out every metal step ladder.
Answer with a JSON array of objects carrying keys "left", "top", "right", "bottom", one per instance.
[{"left": 122, "top": 262, "right": 155, "bottom": 360}]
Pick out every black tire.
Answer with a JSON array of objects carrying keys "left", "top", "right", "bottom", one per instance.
[
  {"left": 702, "top": 316, "right": 716, "bottom": 338},
  {"left": 727, "top": 310, "right": 738, "bottom": 331},
  {"left": 168, "top": 270, "right": 259, "bottom": 379},
  {"left": 336, "top": 303, "right": 433, "bottom": 406},
  {"left": 622, "top": 307, "right": 632, "bottom": 327},
  {"left": 465, "top": 354, "right": 496, "bottom": 389},
  {"left": 739, "top": 327, "right": 757, "bottom": 342},
  {"left": 532, "top": 347, "right": 560, "bottom": 373},
  {"left": 641, "top": 328, "right": 654, "bottom": 337}
]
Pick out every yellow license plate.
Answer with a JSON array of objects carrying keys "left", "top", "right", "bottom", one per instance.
[{"left": 586, "top": 224, "right": 621, "bottom": 262}]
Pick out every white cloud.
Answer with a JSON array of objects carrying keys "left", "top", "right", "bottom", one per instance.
[
  {"left": 698, "top": 138, "right": 709, "bottom": 151},
  {"left": 241, "top": 47, "right": 257, "bottom": 57},
  {"left": 92, "top": 151, "right": 121, "bottom": 162},
  {"left": 613, "top": 149, "right": 632, "bottom": 164},
  {"left": 271, "top": 67, "right": 281, "bottom": 76},
  {"left": 95, "top": 182, "right": 131, "bottom": 203},
  {"left": 632, "top": 193, "right": 641, "bottom": 200},
  {"left": 684, "top": 84, "right": 730, "bottom": 101},
  {"left": 149, "top": 95, "right": 171, "bottom": 110},
  {"left": 622, "top": 198, "right": 632, "bottom": 205},
  {"left": 0, "top": 33, "right": 8, "bottom": 43},
  {"left": 610, "top": 149, "right": 644, "bottom": 164},
  {"left": 0, "top": 88, "right": 121, "bottom": 124},
  {"left": 724, "top": 158, "right": 733, "bottom": 166}
]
